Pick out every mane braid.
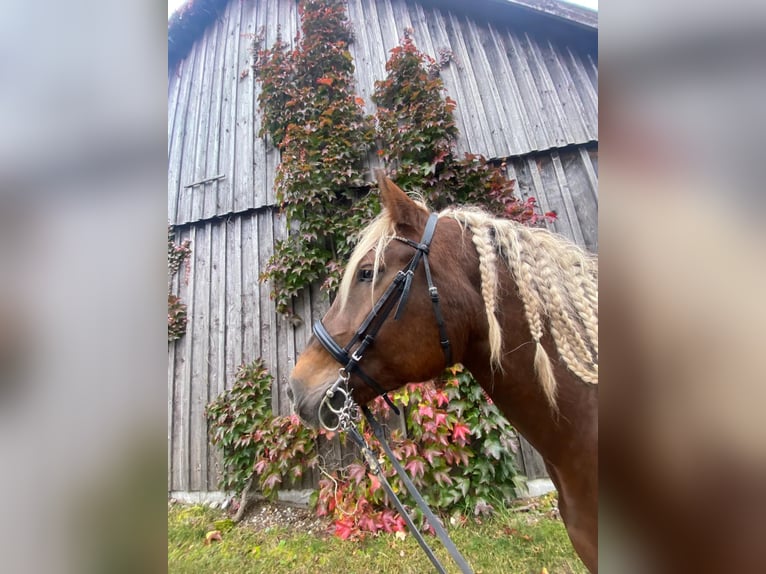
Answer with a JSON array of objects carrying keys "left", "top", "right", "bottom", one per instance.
[
  {"left": 337, "top": 201, "right": 598, "bottom": 411},
  {"left": 442, "top": 207, "right": 598, "bottom": 409}
]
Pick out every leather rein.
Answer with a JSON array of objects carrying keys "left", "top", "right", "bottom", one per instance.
[{"left": 312, "top": 212, "right": 473, "bottom": 574}]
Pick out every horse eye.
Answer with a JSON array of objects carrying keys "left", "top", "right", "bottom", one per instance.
[{"left": 357, "top": 268, "right": 374, "bottom": 282}]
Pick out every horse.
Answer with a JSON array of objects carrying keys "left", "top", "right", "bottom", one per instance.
[{"left": 288, "top": 171, "right": 598, "bottom": 572}]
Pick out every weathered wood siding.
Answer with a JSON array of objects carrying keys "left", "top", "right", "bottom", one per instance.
[
  {"left": 168, "top": 209, "right": 327, "bottom": 491},
  {"left": 168, "top": 0, "right": 597, "bottom": 227},
  {"left": 168, "top": 0, "right": 299, "bottom": 227},
  {"left": 167, "top": 0, "right": 597, "bottom": 492}
]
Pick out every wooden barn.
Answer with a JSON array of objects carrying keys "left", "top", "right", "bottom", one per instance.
[{"left": 167, "top": 0, "right": 597, "bottom": 497}]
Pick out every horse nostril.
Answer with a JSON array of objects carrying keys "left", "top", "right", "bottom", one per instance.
[{"left": 286, "top": 386, "right": 294, "bottom": 402}]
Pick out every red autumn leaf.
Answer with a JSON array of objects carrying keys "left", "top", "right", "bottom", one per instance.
[
  {"left": 405, "top": 458, "right": 426, "bottom": 478},
  {"left": 423, "top": 446, "right": 442, "bottom": 465},
  {"left": 263, "top": 474, "right": 283, "bottom": 490},
  {"left": 418, "top": 404, "right": 434, "bottom": 419},
  {"left": 358, "top": 513, "right": 378, "bottom": 533},
  {"left": 354, "top": 96, "right": 365, "bottom": 106},
  {"left": 334, "top": 518, "right": 356, "bottom": 540},
  {"left": 433, "top": 471, "right": 453, "bottom": 486},
  {"left": 452, "top": 422, "right": 471, "bottom": 444},
  {"left": 434, "top": 390, "right": 450, "bottom": 407},
  {"left": 348, "top": 462, "right": 367, "bottom": 485},
  {"left": 381, "top": 509, "right": 406, "bottom": 533},
  {"left": 368, "top": 472, "right": 382, "bottom": 494},
  {"left": 317, "top": 77, "right": 333, "bottom": 86}
]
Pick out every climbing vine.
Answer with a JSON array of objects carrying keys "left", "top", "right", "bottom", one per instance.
[
  {"left": 255, "top": 17, "right": 554, "bottom": 317},
  {"left": 316, "top": 365, "right": 524, "bottom": 540},
  {"left": 206, "top": 360, "right": 318, "bottom": 499},
  {"left": 168, "top": 226, "right": 191, "bottom": 342},
  {"left": 373, "top": 31, "right": 556, "bottom": 224},
  {"left": 254, "top": 0, "right": 375, "bottom": 315}
]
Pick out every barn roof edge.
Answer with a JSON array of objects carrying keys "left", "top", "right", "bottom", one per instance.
[{"left": 168, "top": 0, "right": 596, "bottom": 71}]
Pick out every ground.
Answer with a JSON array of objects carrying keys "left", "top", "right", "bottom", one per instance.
[
  {"left": 168, "top": 494, "right": 585, "bottom": 573},
  {"left": 240, "top": 499, "right": 327, "bottom": 536}
]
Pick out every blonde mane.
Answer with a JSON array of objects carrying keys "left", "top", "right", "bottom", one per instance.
[
  {"left": 444, "top": 208, "right": 598, "bottom": 407},
  {"left": 337, "top": 203, "right": 598, "bottom": 408}
]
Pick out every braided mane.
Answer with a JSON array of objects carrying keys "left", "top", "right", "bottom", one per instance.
[{"left": 337, "top": 203, "right": 598, "bottom": 408}]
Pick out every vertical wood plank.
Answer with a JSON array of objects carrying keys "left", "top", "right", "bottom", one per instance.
[
  {"left": 271, "top": 210, "right": 288, "bottom": 415},
  {"left": 550, "top": 150, "right": 586, "bottom": 246},
  {"left": 190, "top": 25, "right": 217, "bottom": 223},
  {"left": 178, "top": 33, "right": 209, "bottom": 225},
  {"left": 444, "top": 11, "right": 491, "bottom": 155},
  {"left": 519, "top": 436, "right": 549, "bottom": 480},
  {"left": 234, "top": 0, "right": 256, "bottom": 214},
  {"left": 170, "top": 227, "right": 191, "bottom": 490},
  {"left": 523, "top": 32, "right": 567, "bottom": 148},
  {"left": 257, "top": 210, "right": 277, "bottom": 412},
  {"left": 543, "top": 39, "right": 588, "bottom": 143},
  {"left": 463, "top": 17, "right": 511, "bottom": 158},
  {"left": 203, "top": 16, "right": 229, "bottom": 220},
  {"left": 206, "top": 222, "right": 225, "bottom": 489},
  {"left": 560, "top": 149, "right": 598, "bottom": 251},
  {"left": 167, "top": 236, "right": 182, "bottom": 490},
  {"left": 567, "top": 46, "right": 599, "bottom": 140},
  {"left": 252, "top": 0, "right": 268, "bottom": 208},
  {"left": 225, "top": 216, "right": 243, "bottom": 387},
  {"left": 579, "top": 145, "right": 599, "bottom": 201},
  {"left": 241, "top": 213, "right": 260, "bottom": 366},
  {"left": 169, "top": 52, "right": 196, "bottom": 225},
  {"left": 167, "top": 66, "right": 183, "bottom": 157},
  {"left": 189, "top": 224, "right": 212, "bottom": 490},
  {"left": 421, "top": 6, "right": 470, "bottom": 155},
  {"left": 216, "top": 1, "right": 239, "bottom": 216},
  {"left": 262, "top": 0, "right": 282, "bottom": 207},
  {"left": 505, "top": 31, "right": 548, "bottom": 152},
  {"left": 486, "top": 24, "right": 534, "bottom": 155},
  {"left": 227, "top": 0, "right": 245, "bottom": 216},
  {"left": 525, "top": 155, "right": 560, "bottom": 236},
  {"left": 179, "top": 226, "right": 197, "bottom": 490}
]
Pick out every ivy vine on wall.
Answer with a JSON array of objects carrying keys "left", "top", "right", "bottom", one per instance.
[
  {"left": 254, "top": 10, "right": 554, "bottom": 318},
  {"left": 254, "top": 0, "right": 376, "bottom": 316},
  {"left": 373, "top": 30, "right": 556, "bottom": 225},
  {"left": 168, "top": 227, "right": 191, "bottom": 342}
]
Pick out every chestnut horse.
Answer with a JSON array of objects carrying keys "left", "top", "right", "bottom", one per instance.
[{"left": 289, "top": 173, "right": 598, "bottom": 572}]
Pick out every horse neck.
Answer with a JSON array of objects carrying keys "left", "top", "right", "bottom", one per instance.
[{"left": 458, "top": 271, "right": 596, "bottom": 467}]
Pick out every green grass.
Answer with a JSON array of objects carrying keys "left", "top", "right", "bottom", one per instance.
[{"left": 168, "top": 498, "right": 585, "bottom": 574}]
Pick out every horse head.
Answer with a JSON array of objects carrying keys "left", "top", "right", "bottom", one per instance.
[{"left": 288, "top": 172, "right": 479, "bottom": 428}]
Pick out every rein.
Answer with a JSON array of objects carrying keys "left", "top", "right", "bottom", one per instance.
[{"left": 312, "top": 213, "right": 473, "bottom": 574}]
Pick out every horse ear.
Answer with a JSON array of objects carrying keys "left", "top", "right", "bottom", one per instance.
[{"left": 375, "top": 169, "right": 424, "bottom": 228}]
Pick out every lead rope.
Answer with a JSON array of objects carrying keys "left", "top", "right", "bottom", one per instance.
[
  {"left": 360, "top": 407, "right": 474, "bottom": 574},
  {"left": 330, "top": 381, "right": 473, "bottom": 574}
]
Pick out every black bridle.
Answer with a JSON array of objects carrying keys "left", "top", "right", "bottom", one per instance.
[
  {"left": 312, "top": 212, "right": 452, "bottom": 416},
  {"left": 310, "top": 212, "right": 473, "bottom": 574}
]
